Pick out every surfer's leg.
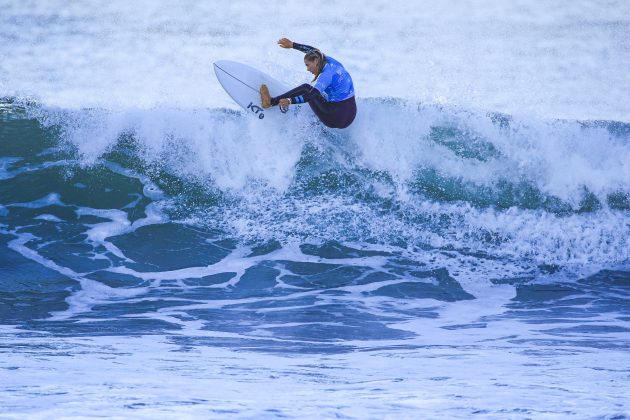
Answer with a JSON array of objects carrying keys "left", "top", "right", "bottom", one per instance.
[
  {"left": 309, "top": 96, "right": 357, "bottom": 129},
  {"left": 308, "top": 103, "right": 335, "bottom": 127},
  {"left": 270, "top": 84, "right": 357, "bottom": 129},
  {"left": 270, "top": 84, "right": 315, "bottom": 106},
  {"left": 261, "top": 83, "right": 309, "bottom": 108},
  {"left": 333, "top": 96, "right": 357, "bottom": 128}
]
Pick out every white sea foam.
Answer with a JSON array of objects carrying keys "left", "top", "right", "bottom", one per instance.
[
  {"left": 33, "top": 100, "right": 630, "bottom": 204},
  {"left": 34, "top": 214, "right": 63, "bottom": 222},
  {"left": 1, "top": 308, "right": 628, "bottom": 418},
  {"left": 352, "top": 102, "right": 630, "bottom": 204},
  {"left": 0, "top": 157, "right": 23, "bottom": 180},
  {"left": 8, "top": 192, "right": 64, "bottom": 208},
  {"left": 4, "top": 100, "right": 626, "bottom": 267},
  {"left": 36, "top": 107, "right": 305, "bottom": 191}
]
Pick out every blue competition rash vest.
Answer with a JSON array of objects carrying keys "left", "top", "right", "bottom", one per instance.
[{"left": 312, "top": 56, "right": 355, "bottom": 102}]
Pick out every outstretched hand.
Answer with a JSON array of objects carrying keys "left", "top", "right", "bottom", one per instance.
[{"left": 278, "top": 38, "right": 293, "bottom": 49}]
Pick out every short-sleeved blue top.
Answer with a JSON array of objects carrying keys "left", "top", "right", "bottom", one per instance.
[{"left": 312, "top": 56, "right": 355, "bottom": 102}]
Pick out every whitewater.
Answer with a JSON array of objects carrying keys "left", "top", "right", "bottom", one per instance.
[{"left": 1, "top": 1, "right": 629, "bottom": 418}]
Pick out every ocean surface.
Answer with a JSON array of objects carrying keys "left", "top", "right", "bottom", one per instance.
[{"left": 1, "top": 1, "right": 629, "bottom": 418}]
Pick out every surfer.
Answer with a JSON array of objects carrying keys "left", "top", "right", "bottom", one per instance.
[{"left": 260, "top": 38, "right": 357, "bottom": 129}]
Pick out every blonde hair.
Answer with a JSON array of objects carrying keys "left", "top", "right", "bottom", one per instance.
[{"left": 304, "top": 49, "right": 326, "bottom": 82}]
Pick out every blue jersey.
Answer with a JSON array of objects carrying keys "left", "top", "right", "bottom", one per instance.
[{"left": 312, "top": 56, "right": 355, "bottom": 102}]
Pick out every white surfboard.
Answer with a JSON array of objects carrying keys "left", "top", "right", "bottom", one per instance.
[{"left": 213, "top": 60, "right": 293, "bottom": 120}]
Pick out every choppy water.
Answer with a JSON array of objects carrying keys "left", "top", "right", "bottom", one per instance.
[{"left": 1, "top": 1, "right": 629, "bottom": 418}]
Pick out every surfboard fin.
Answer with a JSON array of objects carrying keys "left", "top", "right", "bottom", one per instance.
[{"left": 260, "top": 84, "right": 272, "bottom": 109}]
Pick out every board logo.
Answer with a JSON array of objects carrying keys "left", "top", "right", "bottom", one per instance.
[{"left": 247, "top": 102, "right": 265, "bottom": 119}]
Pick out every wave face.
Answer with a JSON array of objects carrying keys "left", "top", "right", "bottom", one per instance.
[
  {"left": 11, "top": 99, "right": 629, "bottom": 264},
  {"left": 1, "top": 1, "right": 629, "bottom": 418}
]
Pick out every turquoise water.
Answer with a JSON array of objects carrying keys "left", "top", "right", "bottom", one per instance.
[{"left": 1, "top": 1, "right": 629, "bottom": 418}]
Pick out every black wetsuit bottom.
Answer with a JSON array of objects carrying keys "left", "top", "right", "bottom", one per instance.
[{"left": 272, "top": 84, "right": 357, "bottom": 129}]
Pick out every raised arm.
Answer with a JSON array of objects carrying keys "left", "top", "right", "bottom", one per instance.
[{"left": 277, "top": 37, "right": 317, "bottom": 53}]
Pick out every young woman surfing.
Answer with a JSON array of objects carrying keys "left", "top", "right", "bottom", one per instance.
[{"left": 260, "top": 38, "right": 357, "bottom": 129}]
